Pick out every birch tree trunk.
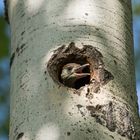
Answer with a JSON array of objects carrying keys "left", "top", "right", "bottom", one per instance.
[{"left": 8, "top": 0, "right": 140, "bottom": 139}]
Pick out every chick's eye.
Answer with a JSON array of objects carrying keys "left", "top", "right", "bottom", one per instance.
[{"left": 67, "top": 67, "right": 72, "bottom": 71}]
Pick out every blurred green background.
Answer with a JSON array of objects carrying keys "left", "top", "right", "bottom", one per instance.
[{"left": 0, "top": 0, "right": 140, "bottom": 140}]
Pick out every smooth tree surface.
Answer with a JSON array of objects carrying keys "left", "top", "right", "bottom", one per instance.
[{"left": 7, "top": 0, "right": 140, "bottom": 140}]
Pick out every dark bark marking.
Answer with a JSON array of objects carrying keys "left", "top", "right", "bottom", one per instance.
[
  {"left": 44, "top": 71, "right": 47, "bottom": 74},
  {"left": 68, "top": 112, "right": 73, "bottom": 116},
  {"left": 10, "top": 53, "right": 15, "bottom": 68},
  {"left": 14, "top": 122, "right": 24, "bottom": 135},
  {"left": 21, "top": 31, "right": 25, "bottom": 36},
  {"left": 114, "top": 60, "right": 117, "bottom": 65},
  {"left": 20, "top": 13, "right": 25, "bottom": 18},
  {"left": 109, "top": 135, "right": 114, "bottom": 139},
  {"left": 16, "top": 132, "right": 24, "bottom": 140},
  {"left": 20, "top": 43, "right": 26, "bottom": 49},
  {"left": 67, "top": 132, "right": 71, "bottom": 136},
  {"left": 87, "top": 128, "right": 92, "bottom": 133},
  {"left": 16, "top": 47, "right": 20, "bottom": 53},
  {"left": 77, "top": 104, "right": 83, "bottom": 109},
  {"left": 16, "top": 43, "right": 27, "bottom": 56},
  {"left": 10, "top": 43, "right": 28, "bottom": 68}
]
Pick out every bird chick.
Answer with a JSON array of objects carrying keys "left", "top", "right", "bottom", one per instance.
[{"left": 61, "top": 63, "right": 90, "bottom": 88}]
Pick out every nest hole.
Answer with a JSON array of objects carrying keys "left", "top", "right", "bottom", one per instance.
[
  {"left": 47, "top": 53, "right": 91, "bottom": 89},
  {"left": 74, "top": 75, "right": 90, "bottom": 89},
  {"left": 58, "top": 56, "right": 91, "bottom": 89},
  {"left": 47, "top": 42, "right": 107, "bottom": 90}
]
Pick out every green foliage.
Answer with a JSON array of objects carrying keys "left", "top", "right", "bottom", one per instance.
[
  {"left": 0, "top": 15, "right": 10, "bottom": 137},
  {"left": 133, "top": 4, "right": 140, "bottom": 15},
  {"left": 0, "top": 16, "right": 9, "bottom": 58},
  {"left": 0, "top": 117, "right": 9, "bottom": 135}
]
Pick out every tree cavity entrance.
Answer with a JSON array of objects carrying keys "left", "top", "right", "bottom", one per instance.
[{"left": 47, "top": 42, "right": 113, "bottom": 90}]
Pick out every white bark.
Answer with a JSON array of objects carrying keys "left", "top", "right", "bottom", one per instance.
[{"left": 9, "top": 0, "right": 140, "bottom": 140}]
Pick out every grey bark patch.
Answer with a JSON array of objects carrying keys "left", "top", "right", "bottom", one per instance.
[
  {"left": 86, "top": 102, "right": 136, "bottom": 139},
  {"left": 86, "top": 105, "right": 105, "bottom": 125},
  {"left": 104, "top": 101, "right": 116, "bottom": 132},
  {"left": 47, "top": 42, "right": 113, "bottom": 90}
]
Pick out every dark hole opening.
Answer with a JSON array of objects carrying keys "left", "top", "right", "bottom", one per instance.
[
  {"left": 75, "top": 75, "right": 90, "bottom": 89},
  {"left": 74, "top": 66, "right": 90, "bottom": 89}
]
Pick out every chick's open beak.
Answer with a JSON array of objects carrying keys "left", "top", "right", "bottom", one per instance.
[{"left": 72, "top": 63, "right": 90, "bottom": 79}]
